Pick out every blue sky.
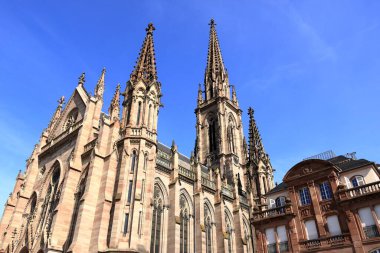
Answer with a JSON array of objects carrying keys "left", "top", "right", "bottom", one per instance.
[{"left": 1, "top": 0, "right": 380, "bottom": 208}]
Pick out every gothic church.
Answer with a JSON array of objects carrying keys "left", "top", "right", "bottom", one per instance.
[{"left": 0, "top": 20, "right": 274, "bottom": 253}]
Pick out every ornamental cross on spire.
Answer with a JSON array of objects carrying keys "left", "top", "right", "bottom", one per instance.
[{"left": 130, "top": 23, "right": 158, "bottom": 83}]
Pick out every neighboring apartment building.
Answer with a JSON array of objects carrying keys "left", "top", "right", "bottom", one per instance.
[
  {"left": 252, "top": 151, "right": 380, "bottom": 253},
  {"left": 0, "top": 21, "right": 275, "bottom": 253}
]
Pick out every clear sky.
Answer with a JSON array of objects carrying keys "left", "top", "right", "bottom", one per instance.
[{"left": 1, "top": 0, "right": 380, "bottom": 208}]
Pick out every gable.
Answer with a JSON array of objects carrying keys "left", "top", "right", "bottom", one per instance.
[{"left": 50, "top": 86, "right": 88, "bottom": 138}]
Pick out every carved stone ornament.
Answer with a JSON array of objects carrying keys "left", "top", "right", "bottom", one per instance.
[{"left": 302, "top": 167, "right": 313, "bottom": 174}]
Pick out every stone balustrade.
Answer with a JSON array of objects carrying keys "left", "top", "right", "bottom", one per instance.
[
  {"left": 299, "top": 234, "right": 352, "bottom": 251},
  {"left": 337, "top": 181, "right": 380, "bottom": 201}
]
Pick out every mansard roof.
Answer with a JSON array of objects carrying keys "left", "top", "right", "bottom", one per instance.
[{"left": 269, "top": 155, "right": 375, "bottom": 194}]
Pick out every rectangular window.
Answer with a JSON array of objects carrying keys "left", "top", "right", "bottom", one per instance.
[
  {"left": 319, "top": 181, "right": 333, "bottom": 200},
  {"left": 277, "top": 225, "right": 288, "bottom": 253},
  {"left": 299, "top": 187, "right": 311, "bottom": 205},
  {"left": 123, "top": 213, "right": 129, "bottom": 235},
  {"left": 305, "top": 219, "right": 318, "bottom": 240},
  {"left": 265, "top": 228, "right": 276, "bottom": 253},
  {"left": 326, "top": 215, "right": 341, "bottom": 236},
  {"left": 359, "top": 207, "right": 380, "bottom": 238},
  {"left": 127, "top": 180, "right": 133, "bottom": 203}
]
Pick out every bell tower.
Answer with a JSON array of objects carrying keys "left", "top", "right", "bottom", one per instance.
[
  {"left": 195, "top": 19, "right": 246, "bottom": 185},
  {"left": 108, "top": 23, "right": 162, "bottom": 252}
]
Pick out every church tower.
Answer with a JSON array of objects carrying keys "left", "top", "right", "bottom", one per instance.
[
  {"left": 107, "top": 23, "right": 162, "bottom": 252},
  {"left": 195, "top": 19, "right": 247, "bottom": 187}
]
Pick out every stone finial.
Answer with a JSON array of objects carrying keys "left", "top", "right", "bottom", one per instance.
[
  {"left": 171, "top": 140, "right": 177, "bottom": 153},
  {"left": 78, "top": 72, "right": 86, "bottom": 86}
]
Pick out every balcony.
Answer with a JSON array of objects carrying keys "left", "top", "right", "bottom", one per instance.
[
  {"left": 337, "top": 181, "right": 380, "bottom": 201},
  {"left": 299, "top": 234, "right": 352, "bottom": 252},
  {"left": 252, "top": 204, "right": 293, "bottom": 223}
]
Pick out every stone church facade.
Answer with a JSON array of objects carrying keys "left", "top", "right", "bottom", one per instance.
[
  {"left": 0, "top": 20, "right": 275, "bottom": 253},
  {"left": 2, "top": 19, "right": 379, "bottom": 253}
]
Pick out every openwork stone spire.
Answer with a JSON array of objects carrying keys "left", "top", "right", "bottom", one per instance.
[
  {"left": 95, "top": 68, "right": 106, "bottom": 99},
  {"left": 130, "top": 23, "right": 158, "bottom": 83},
  {"left": 204, "top": 19, "right": 227, "bottom": 87},
  {"left": 248, "top": 107, "right": 269, "bottom": 166},
  {"left": 109, "top": 83, "right": 120, "bottom": 121}
]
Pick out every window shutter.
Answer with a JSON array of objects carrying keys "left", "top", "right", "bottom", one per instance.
[
  {"left": 265, "top": 228, "right": 276, "bottom": 244},
  {"left": 358, "top": 207, "right": 375, "bottom": 227},
  {"left": 327, "top": 215, "right": 341, "bottom": 236},
  {"left": 305, "top": 220, "right": 318, "bottom": 240},
  {"left": 277, "top": 225, "right": 287, "bottom": 242}
]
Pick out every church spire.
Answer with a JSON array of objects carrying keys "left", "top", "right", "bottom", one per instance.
[
  {"left": 248, "top": 107, "right": 267, "bottom": 166},
  {"left": 204, "top": 19, "right": 228, "bottom": 90},
  {"left": 130, "top": 23, "right": 157, "bottom": 84},
  {"left": 95, "top": 68, "right": 105, "bottom": 99},
  {"left": 109, "top": 83, "right": 120, "bottom": 121}
]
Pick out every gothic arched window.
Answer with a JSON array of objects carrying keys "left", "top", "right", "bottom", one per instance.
[
  {"left": 131, "top": 150, "right": 137, "bottom": 173},
  {"left": 243, "top": 218, "right": 252, "bottom": 253},
  {"left": 63, "top": 108, "right": 78, "bottom": 131},
  {"left": 208, "top": 118, "right": 217, "bottom": 153},
  {"left": 204, "top": 203, "right": 213, "bottom": 253},
  {"left": 148, "top": 104, "right": 152, "bottom": 129},
  {"left": 227, "top": 117, "right": 236, "bottom": 154},
  {"left": 136, "top": 101, "right": 142, "bottom": 125},
  {"left": 180, "top": 195, "right": 189, "bottom": 253},
  {"left": 225, "top": 210, "right": 233, "bottom": 253},
  {"left": 66, "top": 173, "right": 87, "bottom": 250},
  {"left": 150, "top": 184, "right": 164, "bottom": 253}
]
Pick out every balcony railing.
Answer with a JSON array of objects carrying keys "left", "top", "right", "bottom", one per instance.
[
  {"left": 252, "top": 204, "right": 293, "bottom": 222},
  {"left": 363, "top": 225, "right": 380, "bottom": 239},
  {"left": 222, "top": 186, "right": 234, "bottom": 199},
  {"left": 337, "top": 181, "right": 380, "bottom": 201},
  {"left": 179, "top": 166, "right": 195, "bottom": 180},
  {"left": 299, "top": 234, "right": 351, "bottom": 251},
  {"left": 201, "top": 177, "right": 216, "bottom": 191}
]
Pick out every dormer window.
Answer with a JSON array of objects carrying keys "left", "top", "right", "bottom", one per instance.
[{"left": 351, "top": 175, "right": 365, "bottom": 187}]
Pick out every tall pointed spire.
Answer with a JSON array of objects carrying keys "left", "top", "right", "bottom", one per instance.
[
  {"left": 95, "top": 68, "right": 106, "bottom": 99},
  {"left": 130, "top": 23, "right": 158, "bottom": 84},
  {"left": 205, "top": 19, "right": 227, "bottom": 88},
  {"left": 248, "top": 107, "right": 268, "bottom": 166},
  {"left": 109, "top": 83, "right": 120, "bottom": 121}
]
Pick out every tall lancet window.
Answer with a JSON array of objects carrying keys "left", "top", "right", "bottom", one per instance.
[
  {"left": 150, "top": 184, "right": 164, "bottom": 253},
  {"left": 243, "top": 218, "right": 252, "bottom": 253},
  {"left": 131, "top": 150, "right": 137, "bottom": 173},
  {"left": 66, "top": 173, "right": 87, "bottom": 249},
  {"left": 208, "top": 118, "right": 217, "bottom": 153},
  {"left": 227, "top": 117, "right": 235, "bottom": 153},
  {"left": 180, "top": 195, "right": 189, "bottom": 253},
  {"left": 136, "top": 101, "right": 142, "bottom": 125},
  {"left": 204, "top": 203, "right": 213, "bottom": 253},
  {"left": 225, "top": 210, "right": 233, "bottom": 253},
  {"left": 147, "top": 104, "right": 152, "bottom": 129}
]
